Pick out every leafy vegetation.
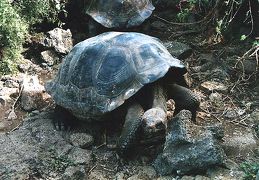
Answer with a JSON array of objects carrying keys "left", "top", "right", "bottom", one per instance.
[
  {"left": 14, "top": 0, "right": 67, "bottom": 26},
  {"left": 240, "top": 161, "right": 259, "bottom": 180},
  {"left": 0, "top": 0, "right": 66, "bottom": 75},
  {"left": 0, "top": 0, "right": 28, "bottom": 75}
]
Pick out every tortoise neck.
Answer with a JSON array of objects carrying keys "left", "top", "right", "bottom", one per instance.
[{"left": 151, "top": 82, "right": 167, "bottom": 111}]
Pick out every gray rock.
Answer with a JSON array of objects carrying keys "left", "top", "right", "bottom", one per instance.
[
  {"left": 62, "top": 165, "right": 86, "bottom": 180},
  {"left": 207, "top": 68, "right": 230, "bottom": 82},
  {"left": 127, "top": 166, "right": 157, "bottom": 180},
  {"left": 41, "top": 50, "right": 59, "bottom": 66},
  {"left": 194, "top": 175, "right": 210, "bottom": 180},
  {"left": 69, "top": 132, "right": 94, "bottom": 148},
  {"left": 157, "top": 176, "right": 176, "bottom": 180},
  {"left": 0, "top": 87, "right": 18, "bottom": 97},
  {"left": 224, "top": 107, "right": 245, "bottom": 119},
  {"left": 4, "top": 79, "right": 19, "bottom": 88},
  {"left": 0, "top": 112, "right": 92, "bottom": 179},
  {"left": 236, "top": 57, "right": 258, "bottom": 74},
  {"left": 88, "top": 169, "right": 109, "bottom": 180},
  {"left": 44, "top": 28, "right": 73, "bottom": 54},
  {"left": 163, "top": 41, "right": 192, "bottom": 59},
  {"left": 200, "top": 81, "right": 228, "bottom": 93},
  {"left": 153, "top": 110, "right": 226, "bottom": 175},
  {"left": 222, "top": 129, "right": 257, "bottom": 158},
  {"left": 181, "top": 176, "right": 194, "bottom": 180},
  {"left": 207, "top": 159, "right": 245, "bottom": 180},
  {"left": 20, "top": 75, "right": 48, "bottom": 111}
]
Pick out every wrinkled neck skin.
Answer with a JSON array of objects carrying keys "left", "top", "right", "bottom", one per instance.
[{"left": 151, "top": 82, "right": 168, "bottom": 112}]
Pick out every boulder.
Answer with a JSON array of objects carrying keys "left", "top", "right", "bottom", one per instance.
[
  {"left": 200, "top": 81, "right": 228, "bottom": 93},
  {"left": 163, "top": 41, "right": 192, "bottom": 59},
  {"left": 40, "top": 50, "right": 59, "bottom": 66},
  {"left": 0, "top": 112, "right": 92, "bottom": 179},
  {"left": 20, "top": 75, "right": 50, "bottom": 111},
  {"left": 43, "top": 28, "right": 73, "bottom": 54},
  {"left": 153, "top": 110, "right": 226, "bottom": 175}
]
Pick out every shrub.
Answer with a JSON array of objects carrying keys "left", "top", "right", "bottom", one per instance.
[
  {"left": 0, "top": 0, "right": 28, "bottom": 75},
  {"left": 240, "top": 161, "right": 259, "bottom": 180},
  {"left": 14, "top": 0, "right": 67, "bottom": 26}
]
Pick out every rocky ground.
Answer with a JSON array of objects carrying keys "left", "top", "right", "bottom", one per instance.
[{"left": 0, "top": 8, "right": 258, "bottom": 180}]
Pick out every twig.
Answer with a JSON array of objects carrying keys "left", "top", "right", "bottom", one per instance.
[
  {"left": 200, "top": 107, "right": 222, "bottom": 122},
  {"left": 227, "top": 119, "right": 249, "bottom": 128},
  {"left": 88, "top": 165, "right": 97, "bottom": 174},
  {"left": 169, "top": 29, "right": 202, "bottom": 39},
  {"left": 11, "top": 83, "right": 24, "bottom": 111}
]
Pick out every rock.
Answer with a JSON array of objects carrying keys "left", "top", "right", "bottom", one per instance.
[
  {"left": 206, "top": 124, "right": 224, "bottom": 140},
  {"left": 67, "top": 148, "right": 92, "bottom": 165},
  {"left": 153, "top": 110, "right": 226, "bottom": 175},
  {"left": 207, "top": 68, "right": 230, "bottom": 82},
  {"left": 246, "top": 109, "right": 259, "bottom": 124},
  {"left": 43, "top": 28, "right": 73, "bottom": 54},
  {"left": 40, "top": 50, "right": 59, "bottom": 66},
  {"left": 3, "top": 79, "right": 19, "bottom": 88},
  {"left": 209, "top": 92, "right": 222, "bottom": 102},
  {"left": 127, "top": 166, "right": 157, "bottom": 180},
  {"left": 207, "top": 160, "right": 245, "bottom": 180},
  {"left": 224, "top": 107, "right": 245, "bottom": 119},
  {"left": 0, "top": 89, "right": 17, "bottom": 107},
  {"left": 194, "top": 175, "right": 210, "bottom": 180},
  {"left": 88, "top": 170, "right": 109, "bottom": 180},
  {"left": 115, "top": 172, "right": 125, "bottom": 180},
  {"left": 69, "top": 132, "right": 94, "bottom": 148},
  {"left": 157, "top": 176, "right": 176, "bottom": 180},
  {"left": 17, "top": 59, "right": 33, "bottom": 73},
  {"left": 181, "top": 176, "right": 195, "bottom": 180},
  {"left": 0, "top": 87, "right": 18, "bottom": 98},
  {"left": 20, "top": 75, "right": 50, "bottom": 111},
  {"left": 200, "top": 81, "right": 228, "bottom": 93},
  {"left": 63, "top": 165, "right": 86, "bottom": 180},
  {"left": 163, "top": 41, "right": 192, "bottom": 59},
  {"left": 0, "top": 112, "right": 92, "bottom": 179},
  {"left": 236, "top": 57, "right": 258, "bottom": 74},
  {"left": 222, "top": 129, "right": 257, "bottom": 158}
]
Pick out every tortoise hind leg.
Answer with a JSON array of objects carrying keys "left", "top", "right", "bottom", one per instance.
[
  {"left": 167, "top": 83, "right": 200, "bottom": 122},
  {"left": 117, "top": 103, "right": 144, "bottom": 157}
]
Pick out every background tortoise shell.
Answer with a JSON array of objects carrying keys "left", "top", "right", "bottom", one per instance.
[
  {"left": 45, "top": 32, "right": 186, "bottom": 120},
  {"left": 85, "top": 0, "right": 155, "bottom": 28}
]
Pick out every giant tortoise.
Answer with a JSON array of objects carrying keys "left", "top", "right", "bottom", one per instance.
[
  {"left": 85, "top": 0, "right": 155, "bottom": 35},
  {"left": 45, "top": 32, "right": 199, "bottom": 156}
]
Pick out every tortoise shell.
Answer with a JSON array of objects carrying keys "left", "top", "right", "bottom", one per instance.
[
  {"left": 45, "top": 32, "right": 186, "bottom": 120},
  {"left": 85, "top": 0, "right": 155, "bottom": 28}
]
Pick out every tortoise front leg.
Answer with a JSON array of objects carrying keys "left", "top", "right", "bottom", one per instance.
[
  {"left": 117, "top": 103, "right": 144, "bottom": 157},
  {"left": 167, "top": 83, "right": 200, "bottom": 122}
]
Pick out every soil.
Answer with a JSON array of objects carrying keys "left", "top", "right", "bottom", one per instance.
[{"left": 0, "top": 7, "right": 258, "bottom": 180}]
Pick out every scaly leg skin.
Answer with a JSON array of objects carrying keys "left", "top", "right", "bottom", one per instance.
[
  {"left": 167, "top": 83, "right": 200, "bottom": 122},
  {"left": 117, "top": 103, "right": 144, "bottom": 157},
  {"left": 53, "top": 105, "right": 75, "bottom": 131},
  {"left": 142, "top": 83, "right": 168, "bottom": 135}
]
